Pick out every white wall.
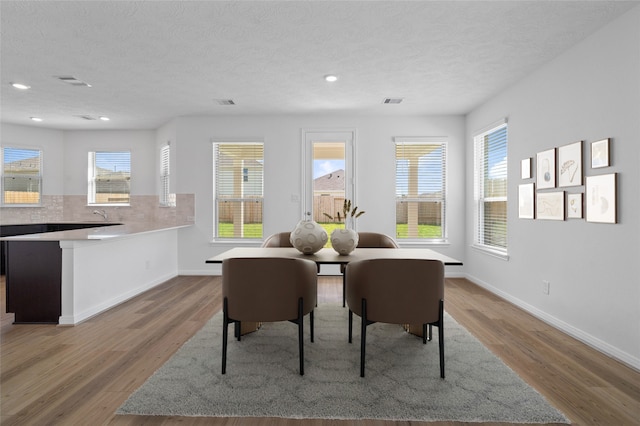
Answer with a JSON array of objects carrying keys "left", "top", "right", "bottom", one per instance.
[
  {"left": 63, "top": 130, "right": 157, "bottom": 195},
  {"left": 1, "top": 123, "right": 65, "bottom": 195},
  {"left": 172, "top": 114, "right": 466, "bottom": 275},
  {"left": 465, "top": 7, "right": 640, "bottom": 369}
]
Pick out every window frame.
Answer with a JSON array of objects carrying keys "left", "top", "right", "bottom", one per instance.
[
  {"left": 1, "top": 145, "right": 43, "bottom": 207},
  {"left": 473, "top": 119, "right": 509, "bottom": 258},
  {"left": 88, "top": 150, "right": 131, "bottom": 206},
  {"left": 159, "top": 144, "right": 174, "bottom": 207},
  {"left": 394, "top": 137, "right": 448, "bottom": 245},
  {"left": 212, "top": 141, "right": 264, "bottom": 242}
]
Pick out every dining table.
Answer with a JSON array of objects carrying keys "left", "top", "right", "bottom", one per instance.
[
  {"left": 205, "top": 246, "right": 463, "bottom": 266},
  {"left": 206, "top": 246, "right": 462, "bottom": 337}
]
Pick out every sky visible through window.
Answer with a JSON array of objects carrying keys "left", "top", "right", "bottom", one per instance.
[
  {"left": 314, "top": 159, "right": 344, "bottom": 179},
  {"left": 95, "top": 151, "right": 130, "bottom": 172}
]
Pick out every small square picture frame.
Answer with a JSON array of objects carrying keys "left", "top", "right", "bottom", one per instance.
[
  {"left": 521, "top": 158, "right": 531, "bottom": 180},
  {"left": 591, "top": 138, "right": 610, "bottom": 169},
  {"left": 567, "top": 193, "right": 583, "bottom": 219}
]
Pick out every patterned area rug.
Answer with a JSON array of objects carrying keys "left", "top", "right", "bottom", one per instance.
[{"left": 117, "top": 304, "right": 569, "bottom": 423}]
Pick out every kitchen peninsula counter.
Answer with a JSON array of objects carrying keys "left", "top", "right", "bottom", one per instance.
[
  {"left": 2, "top": 222, "right": 191, "bottom": 325},
  {"left": 1, "top": 222, "right": 190, "bottom": 241}
]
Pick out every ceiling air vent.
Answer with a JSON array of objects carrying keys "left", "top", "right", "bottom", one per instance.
[
  {"left": 215, "top": 99, "right": 236, "bottom": 106},
  {"left": 55, "top": 76, "right": 92, "bottom": 87},
  {"left": 75, "top": 115, "right": 98, "bottom": 120},
  {"left": 383, "top": 98, "right": 403, "bottom": 104}
]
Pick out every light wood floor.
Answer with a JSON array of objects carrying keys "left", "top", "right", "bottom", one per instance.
[{"left": 1, "top": 275, "right": 638, "bottom": 425}]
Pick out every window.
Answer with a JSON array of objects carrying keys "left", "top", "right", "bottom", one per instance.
[
  {"left": 395, "top": 138, "right": 447, "bottom": 242},
  {"left": 159, "top": 144, "right": 174, "bottom": 206},
  {"left": 213, "top": 142, "right": 264, "bottom": 239},
  {"left": 1, "top": 147, "right": 42, "bottom": 205},
  {"left": 474, "top": 121, "right": 508, "bottom": 254},
  {"left": 88, "top": 151, "right": 131, "bottom": 205}
]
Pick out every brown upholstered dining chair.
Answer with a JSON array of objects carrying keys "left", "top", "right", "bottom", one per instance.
[
  {"left": 345, "top": 258, "right": 445, "bottom": 378},
  {"left": 222, "top": 257, "right": 318, "bottom": 375},
  {"left": 262, "top": 232, "right": 294, "bottom": 247},
  {"left": 340, "top": 232, "right": 399, "bottom": 307}
]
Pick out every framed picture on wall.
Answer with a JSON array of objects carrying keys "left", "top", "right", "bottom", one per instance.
[
  {"left": 536, "top": 191, "right": 564, "bottom": 220},
  {"left": 518, "top": 183, "right": 535, "bottom": 219},
  {"left": 586, "top": 173, "right": 617, "bottom": 223},
  {"left": 536, "top": 148, "right": 556, "bottom": 189},
  {"left": 558, "top": 141, "right": 582, "bottom": 187},
  {"left": 591, "top": 138, "right": 610, "bottom": 168},
  {"left": 521, "top": 158, "right": 531, "bottom": 179},
  {"left": 567, "top": 193, "right": 583, "bottom": 219}
]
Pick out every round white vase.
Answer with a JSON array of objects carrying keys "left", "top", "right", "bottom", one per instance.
[
  {"left": 331, "top": 228, "right": 359, "bottom": 255},
  {"left": 290, "top": 220, "right": 328, "bottom": 254}
]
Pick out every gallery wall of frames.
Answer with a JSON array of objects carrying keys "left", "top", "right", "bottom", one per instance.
[{"left": 518, "top": 138, "right": 616, "bottom": 223}]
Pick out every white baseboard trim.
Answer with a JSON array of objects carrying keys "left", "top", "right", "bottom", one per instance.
[
  {"left": 59, "top": 272, "right": 177, "bottom": 325},
  {"left": 465, "top": 273, "right": 640, "bottom": 372}
]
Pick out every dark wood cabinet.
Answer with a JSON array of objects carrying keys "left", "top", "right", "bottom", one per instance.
[{"left": 5, "top": 241, "right": 62, "bottom": 323}]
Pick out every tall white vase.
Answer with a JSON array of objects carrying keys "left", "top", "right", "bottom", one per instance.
[
  {"left": 331, "top": 228, "right": 359, "bottom": 255},
  {"left": 290, "top": 220, "right": 328, "bottom": 254}
]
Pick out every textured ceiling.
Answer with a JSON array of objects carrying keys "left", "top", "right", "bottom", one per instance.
[{"left": 1, "top": 1, "right": 637, "bottom": 130}]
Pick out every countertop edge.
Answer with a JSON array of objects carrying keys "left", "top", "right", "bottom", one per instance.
[{"left": 0, "top": 223, "right": 192, "bottom": 241}]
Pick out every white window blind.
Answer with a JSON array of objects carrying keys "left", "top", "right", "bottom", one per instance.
[
  {"left": 474, "top": 122, "right": 508, "bottom": 253},
  {"left": 2, "top": 147, "right": 42, "bottom": 205},
  {"left": 88, "top": 151, "right": 131, "bottom": 205},
  {"left": 159, "top": 144, "right": 174, "bottom": 206},
  {"left": 395, "top": 139, "right": 447, "bottom": 241},
  {"left": 213, "top": 142, "right": 264, "bottom": 239}
]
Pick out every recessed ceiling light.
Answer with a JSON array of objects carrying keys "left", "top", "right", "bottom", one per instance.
[
  {"left": 11, "top": 82, "right": 31, "bottom": 90},
  {"left": 324, "top": 75, "right": 338, "bottom": 82},
  {"left": 30, "top": 117, "right": 43, "bottom": 122},
  {"left": 99, "top": 116, "right": 110, "bottom": 121}
]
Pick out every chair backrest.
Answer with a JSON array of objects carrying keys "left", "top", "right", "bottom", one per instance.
[
  {"left": 262, "top": 232, "right": 294, "bottom": 247},
  {"left": 345, "top": 258, "right": 443, "bottom": 325},
  {"left": 223, "top": 257, "right": 317, "bottom": 322},
  {"left": 357, "top": 232, "right": 399, "bottom": 248}
]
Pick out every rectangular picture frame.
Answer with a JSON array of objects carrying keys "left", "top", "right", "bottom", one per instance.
[
  {"left": 567, "top": 193, "right": 583, "bottom": 219},
  {"left": 558, "top": 141, "right": 582, "bottom": 187},
  {"left": 521, "top": 158, "right": 531, "bottom": 179},
  {"left": 585, "top": 173, "right": 617, "bottom": 223},
  {"left": 591, "top": 138, "right": 610, "bottom": 169},
  {"left": 518, "top": 183, "right": 535, "bottom": 219},
  {"left": 536, "top": 148, "right": 556, "bottom": 189},
  {"left": 536, "top": 191, "right": 564, "bottom": 221}
]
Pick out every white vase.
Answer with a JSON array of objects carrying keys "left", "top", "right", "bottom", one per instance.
[
  {"left": 290, "top": 220, "right": 328, "bottom": 254},
  {"left": 331, "top": 228, "right": 359, "bottom": 255}
]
